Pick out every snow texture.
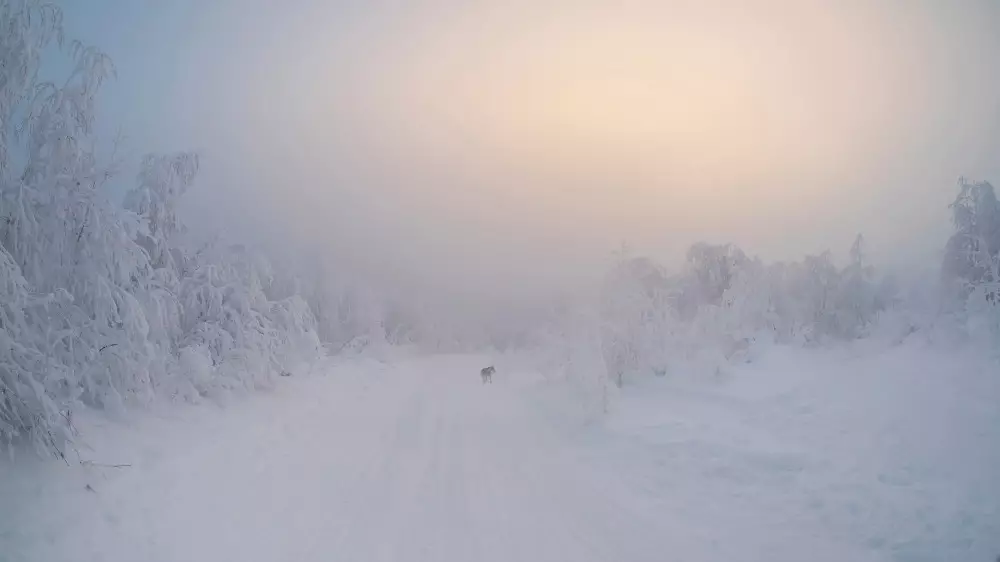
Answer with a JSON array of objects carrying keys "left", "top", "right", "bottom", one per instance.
[{"left": 2, "top": 347, "right": 997, "bottom": 562}]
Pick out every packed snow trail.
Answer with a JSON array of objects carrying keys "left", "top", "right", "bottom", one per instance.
[{"left": 2, "top": 351, "right": 998, "bottom": 561}]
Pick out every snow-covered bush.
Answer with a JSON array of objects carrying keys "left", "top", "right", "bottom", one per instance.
[{"left": 177, "top": 243, "right": 314, "bottom": 392}]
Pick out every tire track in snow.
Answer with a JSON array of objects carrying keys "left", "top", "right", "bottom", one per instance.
[{"left": 3, "top": 354, "right": 908, "bottom": 562}]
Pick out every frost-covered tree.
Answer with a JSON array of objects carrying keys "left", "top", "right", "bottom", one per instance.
[
  {"left": 1, "top": 0, "right": 160, "bottom": 419},
  {"left": 832, "top": 234, "right": 878, "bottom": 339},
  {"left": 0, "top": 1, "right": 324, "bottom": 454},
  {"left": 943, "top": 179, "right": 1000, "bottom": 286},
  {"left": 0, "top": 245, "right": 76, "bottom": 454},
  {"left": 1, "top": 1, "right": 80, "bottom": 451},
  {"left": 718, "top": 257, "right": 773, "bottom": 344},
  {"left": 681, "top": 242, "right": 749, "bottom": 313},
  {"left": 944, "top": 179, "right": 1000, "bottom": 346},
  {"left": 599, "top": 252, "right": 677, "bottom": 385},
  {"left": 333, "top": 284, "right": 387, "bottom": 351},
  {"left": 964, "top": 251, "right": 1000, "bottom": 347},
  {"left": 123, "top": 154, "right": 200, "bottom": 341},
  {"left": 124, "top": 153, "right": 199, "bottom": 271},
  {"left": 785, "top": 252, "right": 841, "bottom": 343},
  {"left": 590, "top": 234, "right": 903, "bottom": 384}
]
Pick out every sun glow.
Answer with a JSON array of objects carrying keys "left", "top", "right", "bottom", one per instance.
[{"left": 236, "top": 0, "right": 958, "bottom": 264}]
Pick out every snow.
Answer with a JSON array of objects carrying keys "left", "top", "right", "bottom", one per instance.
[{"left": 2, "top": 346, "right": 999, "bottom": 562}]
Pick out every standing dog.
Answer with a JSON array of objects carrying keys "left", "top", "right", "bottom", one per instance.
[{"left": 480, "top": 366, "right": 495, "bottom": 384}]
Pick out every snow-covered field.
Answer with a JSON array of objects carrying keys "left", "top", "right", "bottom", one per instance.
[{"left": 2, "top": 346, "right": 998, "bottom": 562}]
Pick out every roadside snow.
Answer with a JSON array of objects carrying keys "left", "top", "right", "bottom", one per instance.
[
  {"left": 1, "top": 346, "right": 997, "bottom": 562},
  {"left": 582, "top": 343, "right": 1000, "bottom": 562}
]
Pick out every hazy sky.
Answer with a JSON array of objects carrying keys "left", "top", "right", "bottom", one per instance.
[{"left": 67, "top": 0, "right": 1000, "bottom": 298}]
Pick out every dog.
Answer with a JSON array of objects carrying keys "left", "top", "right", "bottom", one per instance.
[{"left": 480, "top": 366, "right": 495, "bottom": 384}]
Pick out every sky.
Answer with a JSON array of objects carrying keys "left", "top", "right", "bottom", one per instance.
[{"left": 63, "top": 0, "right": 1000, "bottom": 300}]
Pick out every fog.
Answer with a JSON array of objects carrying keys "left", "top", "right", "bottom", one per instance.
[
  {"left": 73, "top": 0, "right": 1000, "bottom": 303},
  {"left": 9, "top": 2, "right": 1000, "bottom": 556}
]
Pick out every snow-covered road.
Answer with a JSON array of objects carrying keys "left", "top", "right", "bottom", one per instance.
[{"left": 2, "top": 350, "right": 999, "bottom": 561}]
